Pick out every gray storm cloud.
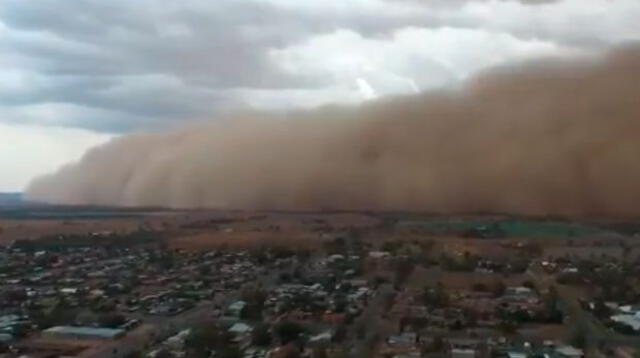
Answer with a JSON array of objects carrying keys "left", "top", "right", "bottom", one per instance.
[{"left": 27, "top": 46, "right": 640, "bottom": 217}]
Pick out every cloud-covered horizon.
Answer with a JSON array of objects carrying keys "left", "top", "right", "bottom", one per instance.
[{"left": 2, "top": 0, "right": 640, "bottom": 191}]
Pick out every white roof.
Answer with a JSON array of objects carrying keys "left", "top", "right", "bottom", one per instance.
[
  {"left": 555, "top": 345, "right": 584, "bottom": 357},
  {"left": 611, "top": 314, "right": 640, "bottom": 331},
  {"left": 229, "top": 300, "right": 247, "bottom": 309},
  {"left": 507, "top": 286, "right": 533, "bottom": 294},
  {"left": 0, "top": 333, "right": 13, "bottom": 343},
  {"left": 369, "top": 251, "right": 390, "bottom": 257},
  {"left": 619, "top": 304, "right": 640, "bottom": 314},
  {"left": 451, "top": 348, "right": 476, "bottom": 358},
  {"left": 507, "top": 353, "right": 527, "bottom": 358},
  {"left": 309, "top": 331, "right": 332, "bottom": 342},
  {"left": 229, "top": 322, "right": 252, "bottom": 334}
]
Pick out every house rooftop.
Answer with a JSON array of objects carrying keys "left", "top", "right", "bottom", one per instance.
[
  {"left": 43, "top": 326, "right": 125, "bottom": 339},
  {"left": 611, "top": 314, "right": 640, "bottom": 331},
  {"left": 555, "top": 345, "right": 584, "bottom": 357},
  {"left": 506, "top": 353, "right": 527, "bottom": 358},
  {"left": 229, "top": 300, "right": 247, "bottom": 310},
  {"left": 229, "top": 322, "right": 253, "bottom": 334}
]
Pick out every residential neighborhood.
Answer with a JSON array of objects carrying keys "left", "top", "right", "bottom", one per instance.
[{"left": 2, "top": 212, "right": 640, "bottom": 358}]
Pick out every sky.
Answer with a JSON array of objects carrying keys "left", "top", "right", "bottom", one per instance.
[{"left": 1, "top": 0, "right": 640, "bottom": 192}]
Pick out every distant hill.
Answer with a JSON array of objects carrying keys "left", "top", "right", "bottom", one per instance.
[{"left": 0, "top": 193, "right": 23, "bottom": 206}]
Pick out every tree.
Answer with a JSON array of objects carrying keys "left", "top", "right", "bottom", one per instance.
[
  {"left": 333, "top": 237, "right": 347, "bottom": 249},
  {"left": 525, "top": 241, "right": 543, "bottom": 257},
  {"left": 423, "top": 335, "right": 445, "bottom": 354},
  {"left": 333, "top": 294, "right": 347, "bottom": 313},
  {"left": 364, "top": 332, "right": 381, "bottom": 357},
  {"left": 332, "top": 324, "right": 347, "bottom": 343},
  {"left": 251, "top": 324, "right": 272, "bottom": 347},
  {"left": 373, "top": 276, "right": 387, "bottom": 288},
  {"left": 423, "top": 282, "right": 449, "bottom": 308},
  {"left": 382, "top": 291, "right": 396, "bottom": 312},
  {"left": 296, "top": 249, "right": 311, "bottom": 263},
  {"left": 312, "top": 346, "right": 328, "bottom": 358},
  {"left": 280, "top": 347, "right": 301, "bottom": 358},
  {"left": 275, "top": 321, "right": 305, "bottom": 345},
  {"left": 510, "top": 309, "right": 532, "bottom": 323},
  {"left": 185, "top": 323, "right": 234, "bottom": 358},
  {"left": 155, "top": 349, "right": 174, "bottom": 358},
  {"left": 272, "top": 246, "right": 295, "bottom": 259},
  {"left": 570, "top": 322, "right": 588, "bottom": 349},
  {"left": 216, "top": 346, "right": 241, "bottom": 358},
  {"left": 251, "top": 247, "right": 269, "bottom": 265},
  {"left": 279, "top": 272, "right": 292, "bottom": 283},
  {"left": 240, "top": 288, "right": 267, "bottom": 321},
  {"left": 543, "top": 285, "right": 564, "bottom": 323},
  {"left": 75, "top": 311, "right": 97, "bottom": 326},
  {"left": 355, "top": 322, "right": 366, "bottom": 340},
  {"left": 465, "top": 309, "right": 478, "bottom": 328},
  {"left": 199, "top": 265, "right": 212, "bottom": 276},
  {"left": 420, "top": 240, "right": 434, "bottom": 255},
  {"left": 592, "top": 297, "right": 610, "bottom": 319},
  {"left": 491, "top": 280, "right": 506, "bottom": 298},
  {"left": 522, "top": 280, "right": 535, "bottom": 289},
  {"left": 152, "top": 252, "right": 176, "bottom": 270},
  {"left": 33, "top": 300, "right": 76, "bottom": 329},
  {"left": 399, "top": 316, "right": 410, "bottom": 333},
  {"left": 393, "top": 259, "right": 415, "bottom": 288},
  {"left": 98, "top": 313, "right": 126, "bottom": 328},
  {"left": 472, "top": 282, "right": 488, "bottom": 292},
  {"left": 497, "top": 319, "right": 518, "bottom": 335},
  {"left": 381, "top": 241, "right": 400, "bottom": 254}
]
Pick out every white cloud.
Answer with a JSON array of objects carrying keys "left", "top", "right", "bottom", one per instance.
[
  {"left": 450, "top": 0, "right": 640, "bottom": 45},
  {"left": 271, "top": 27, "right": 580, "bottom": 97},
  {"left": 0, "top": 123, "right": 112, "bottom": 191},
  {"left": 228, "top": 86, "right": 365, "bottom": 110}
]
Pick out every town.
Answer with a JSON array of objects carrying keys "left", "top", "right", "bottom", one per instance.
[
  {"left": 1, "top": 211, "right": 640, "bottom": 358},
  {"left": 3, "top": 0, "right": 640, "bottom": 357}
]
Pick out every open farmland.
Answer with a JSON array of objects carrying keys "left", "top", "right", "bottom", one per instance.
[
  {"left": 397, "top": 217, "right": 621, "bottom": 239},
  {"left": 0, "top": 207, "right": 178, "bottom": 243}
]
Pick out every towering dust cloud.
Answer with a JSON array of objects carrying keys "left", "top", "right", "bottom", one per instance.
[{"left": 26, "top": 47, "right": 640, "bottom": 216}]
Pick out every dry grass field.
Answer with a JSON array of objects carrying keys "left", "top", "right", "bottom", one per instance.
[{"left": 2, "top": 207, "right": 638, "bottom": 267}]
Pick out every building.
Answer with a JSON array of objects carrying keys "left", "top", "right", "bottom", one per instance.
[
  {"left": 0, "top": 333, "right": 13, "bottom": 344},
  {"left": 227, "top": 300, "right": 248, "bottom": 318},
  {"left": 611, "top": 313, "right": 640, "bottom": 332},
  {"left": 555, "top": 345, "right": 584, "bottom": 358},
  {"left": 229, "top": 322, "right": 253, "bottom": 335},
  {"left": 618, "top": 305, "right": 640, "bottom": 315},
  {"left": 506, "top": 353, "right": 527, "bottom": 358},
  {"left": 387, "top": 332, "right": 418, "bottom": 349},
  {"left": 451, "top": 348, "right": 475, "bottom": 358},
  {"left": 43, "top": 326, "right": 126, "bottom": 340},
  {"left": 308, "top": 331, "right": 332, "bottom": 346},
  {"left": 503, "top": 287, "right": 538, "bottom": 303},
  {"left": 368, "top": 251, "right": 391, "bottom": 259},
  {"left": 164, "top": 329, "right": 191, "bottom": 349}
]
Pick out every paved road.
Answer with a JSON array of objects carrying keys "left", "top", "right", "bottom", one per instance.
[
  {"left": 350, "top": 283, "right": 395, "bottom": 358},
  {"left": 527, "top": 263, "right": 640, "bottom": 356}
]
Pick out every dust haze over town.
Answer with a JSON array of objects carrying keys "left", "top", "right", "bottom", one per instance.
[{"left": 3, "top": 1, "right": 640, "bottom": 358}]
